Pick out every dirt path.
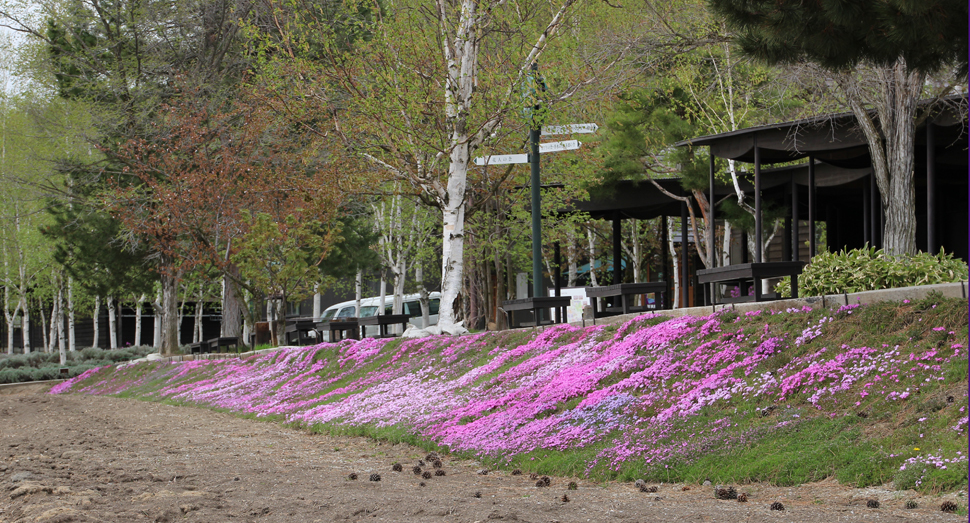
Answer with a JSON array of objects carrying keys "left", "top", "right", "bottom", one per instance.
[{"left": 0, "top": 389, "right": 965, "bottom": 523}]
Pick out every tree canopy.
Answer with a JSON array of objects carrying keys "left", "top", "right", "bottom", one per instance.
[{"left": 708, "top": 0, "right": 968, "bottom": 75}]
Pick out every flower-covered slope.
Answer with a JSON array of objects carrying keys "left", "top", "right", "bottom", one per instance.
[{"left": 52, "top": 299, "right": 968, "bottom": 487}]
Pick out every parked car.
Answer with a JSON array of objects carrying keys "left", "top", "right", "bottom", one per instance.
[{"left": 317, "top": 292, "right": 441, "bottom": 340}]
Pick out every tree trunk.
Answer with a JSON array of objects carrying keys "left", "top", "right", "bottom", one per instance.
[
  {"left": 438, "top": 175, "right": 467, "bottom": 328},
  {"left": 152, "top": 290, "right": 162, "bottom": 349},
  {"left": 107, "top": 296, "right": 117, "bottom": 349},
  {"left": 67, "top": 278, "right": 76, "bottom": 352},
  {"left": 92, "top": 295, "right": 100, "bottom": 349},
  {"left": 134, "top": 294, "right": 144, "bottom": 347},
  {"left": 159, "top": 268, "right": 180, "bottom": 356},
  {"left": 221, "top": 266, "right": 244, "bottom": 338},
  {"left": 20, "top": 299, "right": 30, "bottom": 353},
  {"left": 669, "top": 219, "right": 680, "bottom": 308},
  {"left": 194, "top": 287, "right": 204, "bottom": 343},
  {"left": 836, "top": 58, "right": 924, "bottom": 256},
  {"left": 312, "top": 284, "right": 321, "bottom": 321},
  {"left": 57, "top": 281, "right": 66, "bottom": 365},
  {"left": 41, "top": 298, "right": 51, "bottom": 353}
]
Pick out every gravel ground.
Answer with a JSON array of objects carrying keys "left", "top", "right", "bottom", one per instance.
[{"left": 0, "top": 386, "right": 966, "bottom": 523}]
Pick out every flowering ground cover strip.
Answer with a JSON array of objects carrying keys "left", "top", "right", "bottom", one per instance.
[{"left": 52, "top": 300, "right": 968, "bottom": 486}]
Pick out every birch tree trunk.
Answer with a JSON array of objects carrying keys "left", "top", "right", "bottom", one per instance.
[
  {"left": 133, "top": 294, "right": 144, "bottom": 347},
  {"left": 152, "top": 290, "right": 161, "bottom": 349},
  {"left": 41, "top": 299, "right": 50, "bottom": 353},
  {"left": 668, "top": 219, "right": 681, "bottom": 308},
  {"left": 107, "top": 296, "right": 117, "bottom": 349},
  {"left": 566, "top": 227, "right": 578, "bottom": 287},
  {"left": 20, "top": 295, "right": 30, "bottom": 353},
  {"left": 92, "top": 295, "right": 100, "bottom": 349},
  {"left": 193, "top": 287, "right": 204, "bottom": 343},
  {"left": 67, "top": 278, "right": 75, "bottom": 352},
  {"left": 57, "top": 282, "right": 66, "bottom": 365}
]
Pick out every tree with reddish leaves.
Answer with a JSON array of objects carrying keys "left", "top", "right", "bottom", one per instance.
[{"left": 105, "top": 88, "right": 352, "bottom": 355}]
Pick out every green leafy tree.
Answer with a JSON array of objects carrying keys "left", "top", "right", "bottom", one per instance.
[{"left": 235, "top": 212, "right": 333, "bottom": 345}]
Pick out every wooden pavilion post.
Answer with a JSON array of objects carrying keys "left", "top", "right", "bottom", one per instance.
[
  {"left": 926, "top": 122, "right": 937, "bottom": 254},
  {"left": 680, "top": 201, "right": 689, "bottom": 308},
  {"left": 754, "top": 136, "right": 763, "bottom": 263},
  {"left": 808, "top": 155, "right": 816, "bottom": 258}
]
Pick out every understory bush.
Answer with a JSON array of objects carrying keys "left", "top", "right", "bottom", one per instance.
[
  {"left": 0, "top": 346, "right": 155, "bottom": 384},
  {"left": 776, "top": 247, "right": 968, "bottom": 297}
]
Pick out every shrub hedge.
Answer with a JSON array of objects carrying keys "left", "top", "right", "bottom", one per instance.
[
  {"left": 776, "top": 247, "right": 968, "bottom": 297},
  {"left": 0, "top": 346, "right": 155, "bottom": 384}
]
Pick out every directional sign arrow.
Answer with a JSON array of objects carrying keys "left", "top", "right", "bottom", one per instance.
[
  {"left": 541, "top": 123, "right": 598, "bottom": 136},
  {"left": 473, "top": 153, "right": 529, "bottom": 166},
  {"left": 538, "top": 140, "right": 581, "bottom": 153}
]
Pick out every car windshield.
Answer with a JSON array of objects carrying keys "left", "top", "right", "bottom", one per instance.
[{"left": 320, "top": 309, "right": 337, "bottom": 321}]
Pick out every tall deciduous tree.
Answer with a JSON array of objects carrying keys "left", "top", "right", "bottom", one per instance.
[
  {"left": 105, "top": 92, "right": 349, "bottom": 353},
  {"left": 254, "top": 0, "right": 627, "bottom": 330},
  {"left": 708, "top": 0, "right": 968, "bottom": 255}
]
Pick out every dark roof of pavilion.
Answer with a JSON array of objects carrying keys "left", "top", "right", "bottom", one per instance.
[{"left": 674, "top": 95, "right": 968, "bottom": 168}]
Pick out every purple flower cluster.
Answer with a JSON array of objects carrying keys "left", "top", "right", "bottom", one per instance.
[{"left": 51, "top": 304, "right": 968, "bottom": 474}]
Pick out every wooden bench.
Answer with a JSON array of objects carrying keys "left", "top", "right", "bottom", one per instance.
[
  {"left": 316, "top": 319, "right": 360, "bottom": 342},
  {"left": 696, "top": 261, "right": 806, "bottom": 305},
  {"left": 357, "top": 314, "right": 411, "bottom": 338},
  {"left": 284, "top": 319, "right": 319, "bottom": 346},
  {"left": 501, "top": 297, "right": 572, "bottom": 327},
  {"left": 188, "top": 342, "right": 206, "bottom": 355},
  {"left": 585, "top": 282, "right": 667, "bottom": 319},
  {"left": 206, "top": 337, "right": 239, "bottom": 353}
]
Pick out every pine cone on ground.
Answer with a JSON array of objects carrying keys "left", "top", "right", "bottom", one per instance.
[
  {"left": 542, "top": 476, "right": 551, "bottom": 487},
  {"left": 369, "top": 473, "right": 381, "bottom": 482},
  {"left": 425, "top": 452, "right": 439, "bottom": 461},
  {"left": 866, "top": 499, "right": 880, "bottom": 509},
  {"left": 737, "top": 493, "right": 748, "bottom": 503},
  {"left": 904, "top": 500, "right": 918, "bottom": 509},
  {"left": 681, "top": 486, "right": 691, "bottom": 491},
  {"left": 412, "top": 466, "right": 422, "bottom": 475},
  {"left": 435, "top": 469, "right": 446, "bottom": 476},
  {"left": 473, "top": 491, "right": 482, "bottom": 498},
  {"left": 940, "top": 501, "right": 957, "bottom": 513},
  {"left": 535, "top": 480, "right": 545, "bottom": 488},
  {"left": 348, "top": 473, "right": 358, "bottom": 480},
  {"left": 567, "top": 482, "right": 578, "bottom": 491},
  {"left": 392, "top": 463, "right": 403, "bottom": 472},
  {"left": 417, "top": 460, "right": 426, "bottom": 467},
  {"left": 529, "top": 473, "right": 539, "bottom": 480},
  {"left": 561, "top": 494, "right": 570, "bottom": 503},
  {"left": 714, "top": 486, "right": 737, "bottom": 500},
  {"left": 432, "top": 459, "right": 443, "bottom": 469},
  {"left": 769, "top": 502, "right": 785, "bottom": 511},
  {"left": 477, "top": 469, "right": 488, "bottom": 475},
  {"left": 422, "top": 471, "right": 432, "bottom": 479},
  {"left": 511, "top": 469, "right": 523, "bottom": 476}
]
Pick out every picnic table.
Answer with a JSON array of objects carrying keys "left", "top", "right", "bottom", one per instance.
[
  {"left": 585, "top": 282, "right": 667, "bottom": 319},
  {"left": 696, "top": 261, "right": 806, "bottom": 305},
  {"left": 357, "top": 314, "right": 411, "bottom": 338},
  {"left": 284, "top": 319, "right": 319, "bottom": 346},
  {"left": 316, "top": 318, "right": 360, "bottom": 342},
  {"left": 501, "top": 297, "right": 572, "bottom": 327}
]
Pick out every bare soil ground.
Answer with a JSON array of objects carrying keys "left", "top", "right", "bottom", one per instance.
[{"left": 0, "top": 385, "right": 965, "bottom": 523}]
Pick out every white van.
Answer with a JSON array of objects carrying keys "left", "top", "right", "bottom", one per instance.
[{"left": 318, "top": 292, "right": 441, "bottom": 339}]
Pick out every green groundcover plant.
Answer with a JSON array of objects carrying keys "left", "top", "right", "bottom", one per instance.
[
  {"left": 52, "top": 295, "right": 968, "bottom": 495},
  {"left": 0, "top": 346, "right": 155, "bottom": 384},
  {"left": 776, "top": 247, "right": 968, "bottom": 297}
]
